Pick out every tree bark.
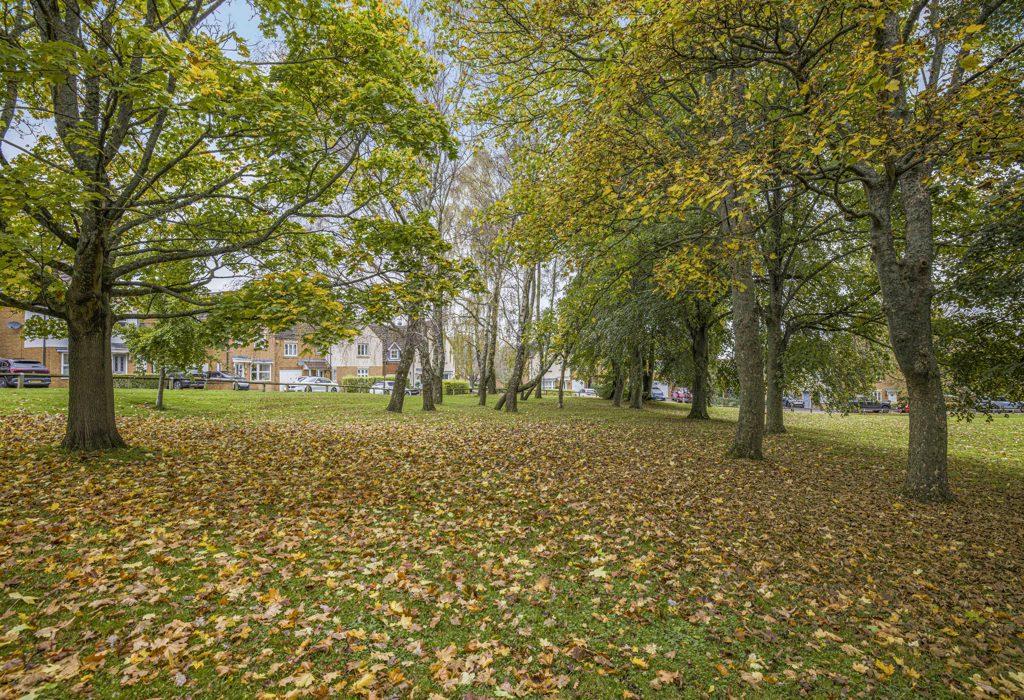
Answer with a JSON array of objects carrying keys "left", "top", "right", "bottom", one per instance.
[
  {"left": 764, "top": 284, "right": 787, "bottom": 434},
  {"left": 386, "top": 321, "right": 418, "bottom": 413},
  {"left": 416, "top": 326, "right": 436, "bottom": 412},
  {"left": 534, "top": 262, "right": 543, "bottom": 399},
  {"left": 863, "top": 167, "right": 950, "bottom": 500},
  {"left": 156, "top": 366, "right": 166, "bottom": 410},
  {"left": 63, "top": 294, "right": 125, "bottom": 450},
  {"left": 729, "top": 252, "right": 765, "bottom": 459},
  {"left": 431, "top": 304, "right": 444, "bottom": 405},
  {"left": 629, "top": 344, "right": 644, "bottom": 409},
  {"left": 478, "top": 269, "right": 502, "bottom": 405},
  {"left": 687, "top": 311, "right": 711, "bottom": 420},
  {"left": 557, "top": 360, "right": 566, "bottom": 409},
  {"left": 611, "top": 359, "right": 624, "bottom": 407},
  {"left": 500, "top": 267, "right": 534, "bottom": 413}
]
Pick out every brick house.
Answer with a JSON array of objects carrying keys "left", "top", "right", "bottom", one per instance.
[
  {"left": 1, "top": 308, "right": 146, "bottom": 385},
  {"left": 1, "top": 307, "right": 330, "bottom": 389},
  {"left": 205, "top": 326, "right": 331, "bottom": 390}
]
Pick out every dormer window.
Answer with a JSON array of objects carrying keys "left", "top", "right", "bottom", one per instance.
[{"left": 388, "top": 343, "right": 401, "bottom": 361}]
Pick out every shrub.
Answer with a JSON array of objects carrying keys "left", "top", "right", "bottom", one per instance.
[
  {"left": 443, "top": 380, "right": 471, "bottom": 395},
  {"left": 113, "top": 375, "right": 162, "bottom": 389},
  {"left": 339, "top": 375, "right": 386, "bottom": 392}
]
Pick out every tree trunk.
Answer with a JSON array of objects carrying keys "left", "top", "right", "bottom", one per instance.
[
  {"left": 558, "top": 361, "right": 566, "bottom": 409},
  {"left": 416, "top": 327, "right": 436, "bottom": 412},
  {"left": 729, "top": 252, "right": 765, "bottom": 459},
  {"left": 156, "top": 366, "right": 166, "bottom": 410},
  {"left": 534, "top": 263, "right": 543, "bottom": 399},
  {"left": 386, "top": 322, "right": 418, "bottom": 413},
  {"left": 864, "top": 168, "right": 950, "bottom": 500},
  {"left": 629, "top": 344, "right": 644, "bottom": 410},
  {"left": 611, "top": 359, "right": 624, "bottom": 407},
  {"left": 431, "top": 304, "right": 445, "bottom": 405},
  {"left": 63, "top": 293, "right": 125, "bottom": 450},
  {"left": 501, "top": 267, "right": 534, "bottom": 413},
  {"left": 764, "top": 283, "right": 786, "bottom": 434},
  {"left": 687, "top": 314, "right": 711, "bottom": 420}
]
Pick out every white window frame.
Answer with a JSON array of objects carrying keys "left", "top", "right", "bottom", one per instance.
[
  {"left": 542, "top": 378, "right": 557, "bottom": 390},
  {"left": 388, "top": 344, "right": 401, "bottom": 362},
  {"left": 60, "top": 352, "right": 69, "bottom": 376},
  {"left": 112, "top": 353, "right": 128, "bottom": 375},
  {"left": 283, "top": 341, "right": 298, "bottom": 357},
  {"left": 356, "top": 342, "right": 369, "bottom": 358},
  {"left": 356, "top": 368, "right": 369, "bottom": 377},
  {"left": 251, "top": 362, "right": 272, "bottom": 382},
  {"left": 233, "top": 362, "right": 248, "bottom": 378}
]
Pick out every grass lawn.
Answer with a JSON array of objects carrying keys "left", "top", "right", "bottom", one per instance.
[{"left": 1, "top": 389, "right": 1022, "bottom": 698}]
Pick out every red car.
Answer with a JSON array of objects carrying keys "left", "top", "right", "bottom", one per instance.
[
  {"left": 0, "top": 358, "right": 52, "bottom": 388},
  {"left": 671, "top": 389, "right": 691, "bottom": 403}
]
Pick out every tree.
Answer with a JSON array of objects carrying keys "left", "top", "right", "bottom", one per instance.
[
  {"left": 125, "top": 318, "right": 213, "bottom": 410},
  {"left": 679, "top": 0, "right": 1023, "bottom": 498},
  {"left": 0, "top": 0, "right": 452, "bottom": 449}
]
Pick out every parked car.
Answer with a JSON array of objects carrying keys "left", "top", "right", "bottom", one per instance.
[
  {"left": 849, "top": 399, "right": 891, "bottom": 413},
  {"left": 369, "top": 380, "right": 419, "bottom": 396},
  {"left": 205, "top": 370, "right": 250, "bottom": 391},
  {"left": 650, "top": 387, "right": 667, "bottom": 401},
  {"left": 782, "top": 396, "right": 805, "bottom": 409},
  {"left": 671, "top": 389, "right": 691, "bottom": 403},
  {"left": 978, "top": 398, "right": 1019, "bottom": 413},
  {"left": 286, "top": 376, "right": 340, "bottom": 392},
  {"left": 168, "top": 371, "right": 206, "bottom": 389},
  {"left": 0, "top": 358, "right": 51, "bottom": 388},
  {"left": 578, "top": 387, "right": 598, "bottom": 398}
]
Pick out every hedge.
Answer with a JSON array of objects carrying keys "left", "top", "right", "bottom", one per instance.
[
  {"left": 443, "top": 380, "right": 471, "bottom": 395},
  {"left": 113, "top": 375, "right": 162, "bottom": 389},
  {"left": 338, "top": 375, "right": 400, "bottom": 392}
]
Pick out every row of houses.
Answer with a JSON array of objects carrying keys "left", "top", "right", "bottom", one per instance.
[{"left": 0, "top": 308, "right": 456, "bottom": 388}]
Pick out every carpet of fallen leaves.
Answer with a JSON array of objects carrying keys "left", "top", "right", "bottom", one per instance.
[{"left": 1, "top": 409, "right": 1023, "bottom": 698}]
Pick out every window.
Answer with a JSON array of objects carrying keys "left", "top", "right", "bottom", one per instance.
[
  {"left": 112, "top": 354, "right": 128, "bottom": 375},
  {"left": 254, "top": 333, "right": 269, "bottom": 350},
  {"left": 542, "top": 378, "right": 557, "bottom": 390},
  {"left": 251, "top": 362, "right": 272, "bottom": 382},
  {"left": 388, "top": 344, "right": 401, "bottom": 361},
  {"left": 356, "top": 368, "right": 369, "bottom": 377},
  {"left": 356, "top": 342, "right": 369, "bottom": 358},
  {"left": 233, "top": 362, "right": 248, "bottom": 378},
  {"left": 60, "top": 353, "right": 69, "bottom": 376},
  {"left": 284, "top": 341, "right": 298, "bottom": 357}
]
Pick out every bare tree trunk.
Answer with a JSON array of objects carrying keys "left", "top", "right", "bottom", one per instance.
[
  {"left": 558, "top": 360, "right": 566, "bottom": 409},
  {"left": 501, "top": 268, "right": 534, "bottom": 413},
  {"left": 62, "top": 243, "right": 125, "bottom": 451},
  {"left": 611, "top": 359, "right": 624, "bottom": 407},
  {"left": 156, "top": 366, "right": 166, "bottom": 410},
  {"left": 864, "top": 167, "right": 950, "bottom": 500},
  {"left": 629, "top": 344, "right": 644, "bottom": 410},
  {"left": 719, "top": 189, "right": 765, "bottom": 459},
  {"left": 416, "top": 326, "right": 436, "bottom": 412},
  {"left": 687, "top": 312, "right": 711, "bottom": 420},
  {"left": 431, "top": 304, "right": 445, "bottom": 404},
  {"left": 387, "top": 321, "right": 418, "bottom": 413},
  {"left": 534, "top": 262, "right": 543, "bottom": 399},
  {"left": 480, "top": 268, "right": 502, "bottom": 403},
  {"left": 764, "top": 279, "right": 787, "bottom": 434},
  {"left": 729, "top": 252, "right": 765, "bottom": 459}
]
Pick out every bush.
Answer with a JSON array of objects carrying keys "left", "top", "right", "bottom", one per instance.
[
  {"left": 113, "top": 375, "right": 162, "bottom": 389},
  {"left": 443, "top": 379, "right": 471, "bottom": 395},
  {"left": 339, "top": 375, "right": 389, "bottom": 392}
]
